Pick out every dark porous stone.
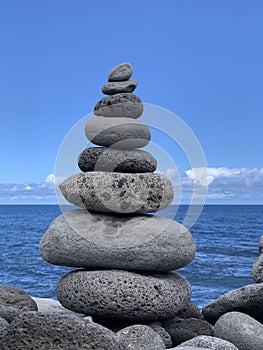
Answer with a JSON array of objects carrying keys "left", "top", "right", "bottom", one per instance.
[
  {"left": 202, "top": 282, "right": 263, "bottom": 324},
  {"left": 117, "top": 325, "right": 166, "bottom": 349},
  {"left": 2, "top": 311, "right": 118, "bottom": 350},
  {"left": 259, "top": 235, "right": 263, "bottom": 253},
  {"left": 252, "top": 254, "right": 263, "bottom": 283},
  {"left": 0, "top": 317, "right": 9, "bottom": 342},
  {"left": 102, "top": 80, "right": 138, "bottom": 95},
  {"left": 213, "top": 311, "right": 263, "bottom": 350},
  {"left": 0, "top": 284, "right": 37, "bottom": 322},
  {"left": 176, "top": 303, "right": 204, "bottom": 319},
  {"left": 78, "top": 147, "right": 157, "bottom": 173},
  {"left": 148, "top": 321, "right": 173, "bottom": 348},
  {"left": 178, "top": 335, "right": 239, "bottom": 350},
  {"left": 108, "top": 62, "right": 133, "bottom": 81},
  {"left": 39, "top": 210, "right": 195, "bottom": 271},
  {"left": 56, "top": 270, "right": 191, "bottom": 322},
  {"left": 94, "top": 93, "right": 144, "bottom": 118},
  {"left": 59, "top": 172, "right": 174, "bottom": 214},
  {"left": 85, "top": 117, "right": 150, "bottom": 149},
  {"left": 162, "top": 317, "right": 213, "bottom": 346}
]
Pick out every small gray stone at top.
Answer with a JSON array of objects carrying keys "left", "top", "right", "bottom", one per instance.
[
  {"left": 102, "top": 80, "right": 138, "bottom": 95},
  {"left": 108, "top": 62, "right": 133, "bottom": 81}
]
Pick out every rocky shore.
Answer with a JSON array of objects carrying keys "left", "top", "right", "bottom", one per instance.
[{"left": 0, "top": 63, "right": 262, "bottom": 349}]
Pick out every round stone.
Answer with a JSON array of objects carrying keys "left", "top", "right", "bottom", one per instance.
[
  {"left": 78, "top": 147, "right": 157, "bottom": 173},
  {"left": 147, "top": 322, "right": 173, "bottom": 348},
  {"left": 252, "top": 253, "right": 263, "bottom": 283},
  {"left": 85, "top": 117, "right": 151, "bottom": 149},
  {"left": 39, "top": 209, "right": 196, "bottom": 271},
  {"left": 102, "top": 80, "right": 138, "bottom": 95},
  {"left": 213, "top": 312, "right": 263, "bottom": 350},
  {"left": 259, "top": 234, "right": 263, "bottom": 253},
  {"left": 108, "top": 62, "right": 133, "bottom": 81},
  {"left": 59, "top": 172, "right": 174, "bottom": 214},
  {"left": 56, "top": 270, "right": 191, "bottom": 322},
  {"left": 2, "top": 311, "right": 118, "bottom": 349},
  {"left": 202, "top": 282, "right": 263, "bottom": 324},
  {"left": 94, "top": 93, "right": 144, "bottom": 118},
  {"left": 178, "top": 335, "right": 239, "bottom": 350}
]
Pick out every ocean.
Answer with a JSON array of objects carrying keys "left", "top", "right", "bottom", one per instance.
[{"left": 0, "top": 205, "right": 262, "bottom": 308}]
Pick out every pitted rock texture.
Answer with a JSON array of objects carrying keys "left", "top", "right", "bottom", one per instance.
[
  {"left": 94, "top": 93, "right": 144, "bottom": 118},
  {"left": 78, "top": 147, "right": 157, "bottom": 173},
  {"left": 0, "top": 284, "right": 37, "bottom": 323},
  {"left": 56, "top": 270, "right": 191, "bottom": 322},
  {"left": 2, "top": 311, "right": 118, "bottom": 350},
  {"left": 178, "top": 335, "right": 239, "bottom": 350},
  {"left": 176, "top": 303, "right": 204, "bottom": 319},
  {"left": 148, "top": 321, "right": 173, "bottom": 348},
  {"left": 102, "top": 80, "right": 138, "bottom": 95},
  {"left": 202, "top": 282, "right": 263, "bottom": 324},
  {"left": 162, "top": 317, "right": 213, "bottom": 346},
  {"left": 85, "top": 117, "right": 150, "bottom": 149},
  {"left": 213, "top": 311, "right": 263, "bottom": 350},
  {"left": 0, "top": 317, "right": 9, "bottom": 342},
  {"left": 59, "top": 172, "right": 174, "bottom": 213},
  {"left": 39, "top": 210, "right": 195, "bottom": 271},
  {"left": 108, "top": 62, "right": 133, "bottom": 81},
  {"left": 117, "top": 325, "right": 166, "bottom": 349},
  {"left": 252, "top": 253, "right": 263, "bottom": 283}
]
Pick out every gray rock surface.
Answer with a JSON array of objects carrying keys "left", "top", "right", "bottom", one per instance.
[
  {"left": 117, "top": 325, "right": 166, "bottom": 349},
  {"left": 162, "top": 317, "right": 213, "bottom": 346},
  {"left": 252, "top": 253, "right": 263, "bottom": 282},
  {"left": 148, "top": 321, "right": 173, "bottom": 348},
  {"left": 0, "top": 317, "right": 9, "bottom": 342},
  {"left": 259, "top": 234, "right": 263, "bottom": 253},
  {"left": 102, "top": 80, "right": 138, "bottom": 95},
  {"left": 213, "top": 311, "right": 263, "bottom": 350},
  {"left": 59, "top": 172, "right": 174, "bottom": 213},
  {"left": 108, "top": 62, "right": 133, "bottom": 81},
  {"left": 78, "top": 147, "right": 157, "bottom": 173},
  {"left": 85, "top": 117, "right": 150, "bottom": 149},
  {"left": 0, "top": 284, "right": 37, "bottom": 322},
  {"left": 202, "top": 282, "right": 263, "bottom": 324},
  {"left": 172, "top": 347, "right": 210, "bottom": 350},
  {"left": 39, "top": 209, "right": 195, "bottom": 271},
  {"left": 176, "top": 303, "right": 204, "bottom": 319},
  {"left": 94, "top": 93, "right": 144, "bottom": 118},
  {"left": 2, "top": 311, "right": 118, "bottom": 349},
  {"left": 178, "top": 335, "right": 239, "bottom": 349},
  {"left": 56, "top": 270, "right": 191, "bottom": 322}
]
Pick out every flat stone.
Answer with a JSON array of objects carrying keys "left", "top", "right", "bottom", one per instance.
[
  {"left": 94, "top": 93, "right": 144, "bottom": 118},
  {"left": 259, "top": 234, "right": 263, "bottom": 253},
  {"left": 148, "top": 322, "right": 173, "bottom": 348},
  {"left": 0, "top": 317, "right": 9, "bottom": 342},
  {"left": 178, "top": 335, "right": 239, "bottom": 349},
  {"left": 59, "top": 172, "right": 174, "bottom": 214},
  {"left": 0, "top": 284, "right": 37, "bottom": 323},
  {"left": 117, "top": 325, "right": 166, "bottom": 349},
  {"left": 252, "top": 254, "right": 263, "bottom": 283},
  {"left": 108, "top": 62, "right": 133, "bottom": 81},
  {"left": 102, "top": 80, "right": 138, "bottom": 95},
  {"left": 2, "top": 311, "right": 118, "bottom": 350},
  {"left": 213, "top": 311, "right": 263, "bottom": 350},
  {"left": 202, "top": 283, "right": 263, "bottom": 324},
  {"left": 56, "top": 270, "right": 191, "bottom": 322},
  {"left": 85, "top": 117, "right": 150, "bottom": 149},
  {"left": 162, "top": 317, "right": 213, "bottom": 346},
  {"left": 39, "top": 210, "right": 196, "bottom": 271},
  {"left": 78, "top": 147, "right": 157, "bottom": 173}
]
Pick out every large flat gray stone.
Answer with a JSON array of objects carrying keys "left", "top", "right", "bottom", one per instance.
[
  {"left": 56, "top": 270, "right": 191, "bottom": 322},
  {"left": 59, "top": 172, "right": 174, "bottom": 213},
  {"left": 39, "top": 209, "right": 195, "bottom": 271},
  {"left": 202, "top": 283, "right": 263, "bottom": 324},
  {"left": 102, "top": 80, "right": 138, "bottom": 95},
  {"left": 85, "top": 117, "right": 150, "bottom": 149},
  {"left": 213, "top": 311, "right": 263, "bottom": 350}
]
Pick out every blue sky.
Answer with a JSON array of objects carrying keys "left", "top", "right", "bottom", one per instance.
[{"left": 0, "top": 0, "right": 262, "bottom": 204}]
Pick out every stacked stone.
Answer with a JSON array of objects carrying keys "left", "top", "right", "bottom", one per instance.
[
  {"left": 252, "top": 234, "right": 263, "bottom": 283},
  {"left": 38, "top": 63, "right": 197, "bottom": 347}
]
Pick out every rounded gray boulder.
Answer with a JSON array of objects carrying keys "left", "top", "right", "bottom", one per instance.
[
  {"left": 108, "top": 62, "right": 133, "bottom": 81},
  {"left": 102, "top": 80, "right": 138, "bottom": 95},
  {"left": 85, "top": 117, "right": 150, "bottom": 149},
  {"left": 213, "top": 311, "right": 263, "bottom": 350},
  {"left": 56, "top": 270, "right": 191, "bottom": 322},
  {"left": 78, "top": 147, "right": 157, "bottom": 173},
  {"left": 252, "top": 253, "right": 263, "bottom": 283},
  {"left": 59, "top": 172, "right": 174, "bottom": 213},
  {"left": 178, "top": 335, "right": 239, "bottom": 349},
  {"left": 202, "top": 282, "right": 263, "bottom": 324},
  {"left": 94, "top": 93, "right": 144, "bottom": 118},
  {"left": 39, "top": 209, "right": 195, "bottom": 271}
]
